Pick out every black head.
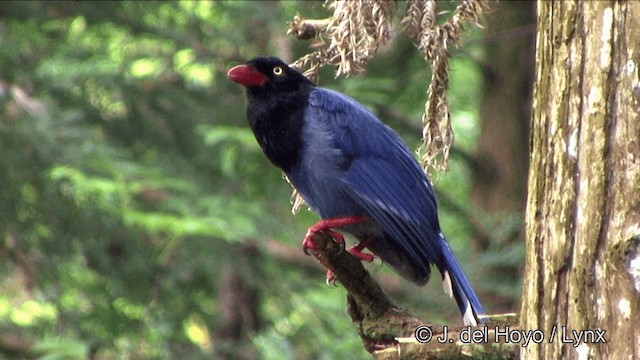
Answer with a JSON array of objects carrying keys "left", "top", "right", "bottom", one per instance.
[
  {"left": 227, "top": 56, "right": 314, "bottom": 94},
  {"left": 227, "top": 57, "right": 314, "bottom": 172}
]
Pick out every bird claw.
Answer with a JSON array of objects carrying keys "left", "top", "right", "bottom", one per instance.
[
  {"left": 303, "top": 229, "right": 344, "bottom": 255},
  {"left": 302, "top": 232, "right": 318, "bottom": 255},
  {"left": 325, "top": 269, "right": 338, "bottom": 287},
  {"left": 302, "top": 217, "right": 366, "bottom": 255},
  {"left": 301, "top": 216, "right": 371, "bottom": 285}
]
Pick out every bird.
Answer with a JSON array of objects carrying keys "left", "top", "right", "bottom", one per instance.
[{"left": 227, "top": 56, "right": 485, "bottom": 326}]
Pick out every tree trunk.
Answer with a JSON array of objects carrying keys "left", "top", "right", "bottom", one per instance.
[{"left": 521, "top": 1, "right": 640, "bottom": 359}]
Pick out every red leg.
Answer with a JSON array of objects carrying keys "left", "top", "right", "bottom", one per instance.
[
  {"left": 347, "top": 237, "right": 375, "bottom": 262},
  {"left": 302, "top": 216, "right": 368, "bottom": 255}
]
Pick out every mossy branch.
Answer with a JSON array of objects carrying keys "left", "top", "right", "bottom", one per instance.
[{"left": 307, "top": 232, "right": 518, "bottom": 359}]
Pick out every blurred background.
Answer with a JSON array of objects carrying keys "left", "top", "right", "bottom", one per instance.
[{"left": 0, "top": 1, "right": 534, "bottom": 359}]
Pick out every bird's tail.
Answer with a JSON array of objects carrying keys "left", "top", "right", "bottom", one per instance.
[{"left": 437, "top": 233, "right": 485, "bottom": 326}]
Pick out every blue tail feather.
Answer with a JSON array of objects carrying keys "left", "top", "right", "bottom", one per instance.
[{"left": 437, "top": 233, "right": 485, "bottom": 326}]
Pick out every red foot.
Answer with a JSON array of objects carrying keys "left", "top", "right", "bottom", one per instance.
[
  {"left": 347, "top": 237, "right": 375, "bottom": 262},
  {"left": 302, "top": 216, "right": 368, "bottom": 255},
  {"left": 326, "top": 269, "right": 338, "bottom": 287}
]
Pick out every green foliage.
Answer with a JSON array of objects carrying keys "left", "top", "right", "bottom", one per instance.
[
  {"left": 0, "top": 1, "right": 520, "bottom": 359},
  {"left": 33, "top": 338, "right": 89, "bottom": 360}
]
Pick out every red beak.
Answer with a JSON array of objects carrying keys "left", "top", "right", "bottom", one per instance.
[{"left": 227, "top": 64, "right": 268, "bottom": 87}]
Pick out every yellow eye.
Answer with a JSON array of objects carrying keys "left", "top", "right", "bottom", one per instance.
[{"left": 273, "top": 66, "right": 283, "bottom": 75}]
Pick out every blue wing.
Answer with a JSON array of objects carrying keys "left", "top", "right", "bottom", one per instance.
[
  {"left": 302, "top": 88, "right": 484, "bottom": 325},
  {"left": 307, "top": 88, "right": 440, "bottom": 266}
]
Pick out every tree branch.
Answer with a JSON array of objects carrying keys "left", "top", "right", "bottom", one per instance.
[
  {"left": 307, "top": 232, "right": 517, "bottom": 359},
  {"left": 287, "top": 15, "right": 331, "bottom": 40}
]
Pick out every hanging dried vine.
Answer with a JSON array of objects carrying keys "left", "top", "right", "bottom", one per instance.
[
  {"left": 413, "top": 0, "right": 488, "bottom": 174},
  {"left": 290, "top": 0, "right": 395, "bottom": 82}
]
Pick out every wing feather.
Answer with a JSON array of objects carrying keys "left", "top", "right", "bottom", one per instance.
[
  {"left": 308, "top": 88, "right": 441, "bottom": 272},
  {"left": 344, "top": 158, "right": 439, "bottom": 264}
]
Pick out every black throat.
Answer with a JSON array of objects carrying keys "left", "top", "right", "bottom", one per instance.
[{"left": 246, "top": 85, "right": 312, "bottom": 172}]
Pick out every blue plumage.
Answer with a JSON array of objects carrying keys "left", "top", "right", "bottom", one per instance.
[{"left": 228, "top": 57, "right": 485, "bottom": 325}]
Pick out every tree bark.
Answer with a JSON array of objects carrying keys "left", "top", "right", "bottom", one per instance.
[{"left": 521, "top": 1, "right": 640, "bottom": 359}]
